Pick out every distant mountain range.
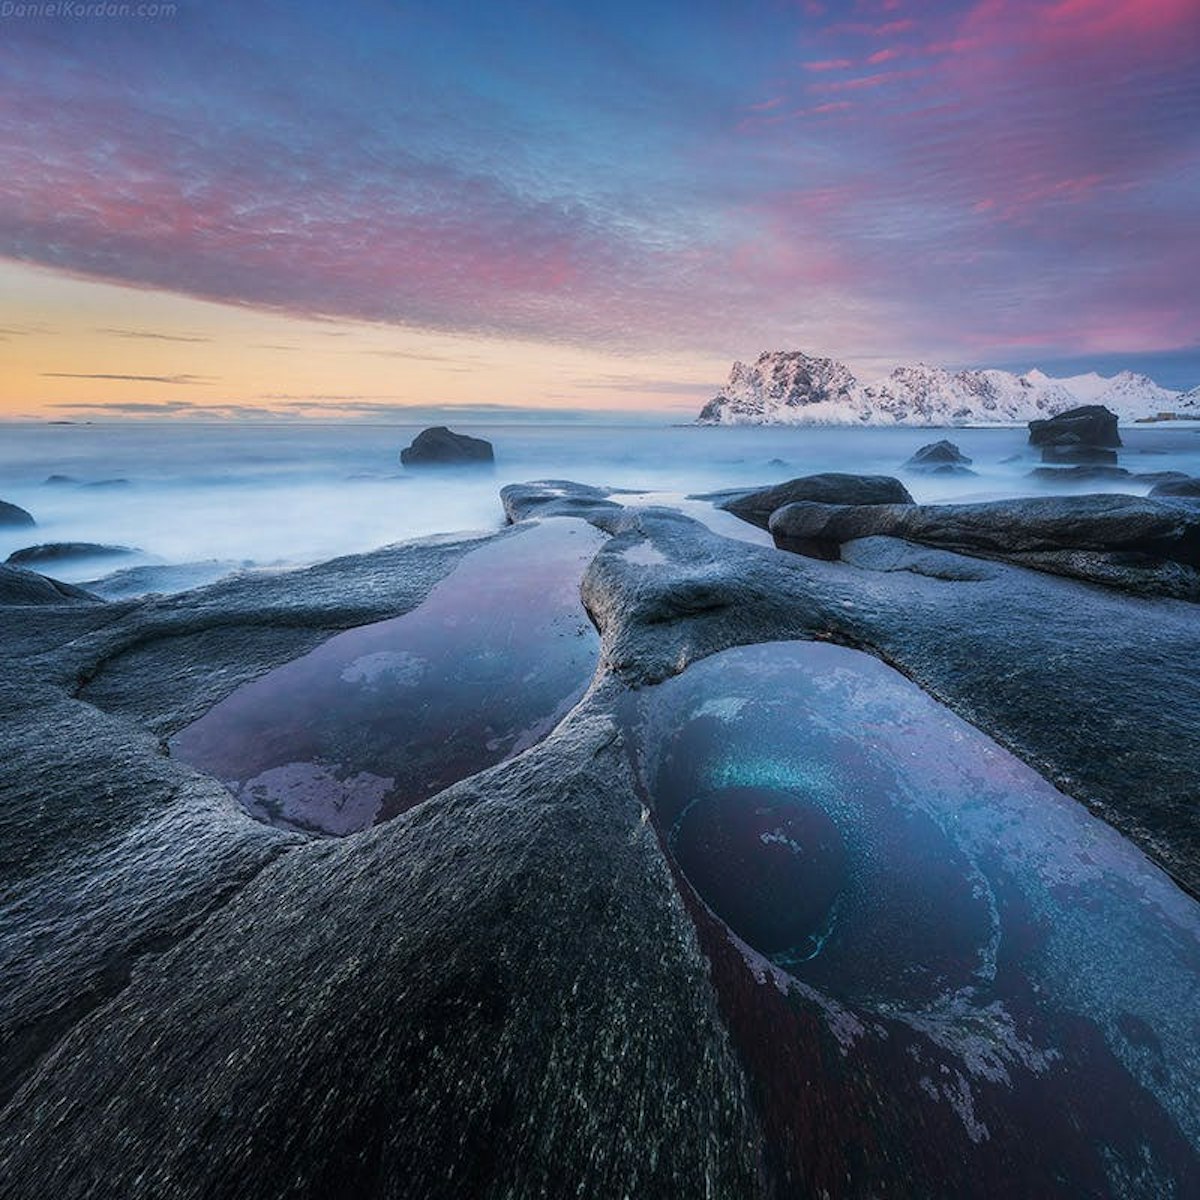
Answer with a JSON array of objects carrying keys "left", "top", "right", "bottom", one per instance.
[{"left": 697, "top": 351, "right": 1199, "bottom": 426}]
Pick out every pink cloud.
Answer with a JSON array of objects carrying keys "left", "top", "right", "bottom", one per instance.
[
  {"left": 824, "top": 18, "right": 916, "bottom": 36},
  {"left": 745, "top": 95, "right": 785, "bottom": 112},
  {"left": 802, "top": 58, "right": 854, "bottom": 71},
  {"left": 812, "top": 68, "right": 923, "bottom": 93}
]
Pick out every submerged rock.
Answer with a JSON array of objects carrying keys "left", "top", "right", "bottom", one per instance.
[
  {"left": 0, "top": 500, "right": 35, "bottom": 528},
  {"left": 400, "top": 426, "right": 494, "bottom": 467},
  {"left": 713, "top": 473, "right": 913, "bottom": 530}
]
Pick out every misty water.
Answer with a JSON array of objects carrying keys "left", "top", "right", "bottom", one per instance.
[{"left": 2, "top": 420, "right": 1199, "bottom": 591}]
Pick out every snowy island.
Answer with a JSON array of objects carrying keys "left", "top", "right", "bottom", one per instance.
[{"left": 697, "top": 350, "right": 1199, "bottom": 426}]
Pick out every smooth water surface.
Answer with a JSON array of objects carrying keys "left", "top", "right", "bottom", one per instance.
[
  {"left": 172, "top": 519, "right": 604, "bottom": 834},
  {"left": 627, "top": 640, "right": 1200, "bottom": 1192}
]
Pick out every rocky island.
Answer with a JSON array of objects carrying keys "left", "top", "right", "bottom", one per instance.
[{"left": 697, "top": 350, "right": 1196, "bottom": 426}]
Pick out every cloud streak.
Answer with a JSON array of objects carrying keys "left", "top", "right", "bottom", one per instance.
[
  {"left": 41, "top": 372, "right": 213, "bottom": 384},
  {"left": 96, "top": 328, "right": 212, "bottom": 343}
]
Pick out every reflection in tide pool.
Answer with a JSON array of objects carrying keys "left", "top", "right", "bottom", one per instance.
[
  {"left": 172, "top": 520, "right": 604, "bottom": 834},
  {"left": 626, "top": 641, "right": 1200, "bottom": 1196}
]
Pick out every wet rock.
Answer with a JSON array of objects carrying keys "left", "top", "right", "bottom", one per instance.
[
  {"left": 767, "top": 494, "right": 1200, "bottom": 597},
  {"left": 1040, "top": 439, "right": 1119, "bottom": 465},
  {"left": 1134, "top": 471, "right": 1189, "bottom": 485},
  {"left": 1029, "top": 405, "right": 1121, "bottom": 450},
  {"left": 904, "top": 440, "right": 972, "bottom": 471},
  {"left": 80, "top": 561, "right": 245, "bottom": 600},
  {"left": 841, "top": 535, "right": 1002, "bottom": 582},
  {"left": 1152, "top": 477, "right": 1200, "bottom": 498},
  {"left": 0, "top": 523, "right": 762, "bottom": 1200},
  {"left": 0, "top": 500, "right": 35, "bottom": 528},
  {"left": 0, "top": 564, "right": 100, "bottom": 605},
  {"left": 501, "top": 479, "right": 622, "bottom": 523},
  {"left": 2, "top": 485, "right": 1199, "bottom": 1200},
  {"left": 712, "top": 473, "right": 914, "bottom": 531},
  {"left": 400, "top": 426, "right": 494, "bottom": 467},
  {"left": 7, "top": 543, "right": 141, "bottom": 567},
  {"left": 81, "top": 478, "right": 132, "bottom": 490},
  {"left": 42, "top": 474, "right": 78, "bottom": 486},
  {"left": 1029, "top": 465, "right": 1130, "bottom": 483}
]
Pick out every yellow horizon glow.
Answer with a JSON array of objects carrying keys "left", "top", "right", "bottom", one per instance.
[{"left": 0, "top": 261, "right": 723, "bottom": 421}]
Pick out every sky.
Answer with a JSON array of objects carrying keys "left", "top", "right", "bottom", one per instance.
[{"left": 1, "top": 0, "right": 1198, "bottom": 420}]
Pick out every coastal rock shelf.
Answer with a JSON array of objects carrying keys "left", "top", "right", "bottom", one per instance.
[
  {"left": 623, "top": 641, "right": 1200, "bottom": 1193},
  {"left": 172, "top": 519, "right": 604, "bottom": 834},
  {"left": 3, "top": 479, "right": 1200, "bottom": 1199}
]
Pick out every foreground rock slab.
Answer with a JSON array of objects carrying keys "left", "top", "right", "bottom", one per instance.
[{"left": 1, "top": 480, "right": 1197, "bottom": 1199}]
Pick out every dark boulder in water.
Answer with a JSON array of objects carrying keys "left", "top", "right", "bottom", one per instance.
[
  {"left": 0, "top": 564, "right": 99, "bottom": 605},
  {"left": 904, "top": 440, "right": 972, "bottom": 471},
  {"left": 400, "top": 426, "right": 494, "bottom": 467},
  {"left": 1029, "top": 404, "right": 1121, "bottom": 450},
  {"left": 7, "top": 543, "right": 141, "bottom": 567},
  {"left": 714, "top": 473, "right": 914, "bottom": 530},
  {"left": 42, "top": 474, "right": 79, "bottom": 486},
  {"left": 1030, "top": 406, "right": 1121, "bottom": 467},
  {"left": 0, "top": 500, "right": 35, "bottom": 528}
]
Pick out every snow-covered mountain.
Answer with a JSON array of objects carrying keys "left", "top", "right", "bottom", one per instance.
[
  {"left": 1178, "top": 385, "right": 1200, "bottom": 413},
  {"left": 696, "top": 351, "right": 1187, "bottom": 426}
]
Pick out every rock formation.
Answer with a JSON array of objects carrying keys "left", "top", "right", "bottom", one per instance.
[
  {"left": 0, "top": 500, "right": 35, "bottom": 528},
  {"left": 400, "top": 426, "right": 494, "bottom": 466},
  {"left": 697, "top": 351, "right": 1182, "bottom": 426},
  {"left": 904, "top": 440, "right": 974, "bottom": 473},
  {"left": 765, "top": 493, "right": 1200, "bottom": 600},
  {"left": 707, "top": 473, "right": 913, "bottom": 530},
  {"left": 6, "top": 543, "right": 140, "bottom": 567},
  {"left": 1, "top": 480, "right": 1198, "bottom": 1199}
]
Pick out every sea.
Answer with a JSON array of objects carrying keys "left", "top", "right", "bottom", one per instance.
[{"left": 2, "top": 419, "right": 1198, "bottom": 593}]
